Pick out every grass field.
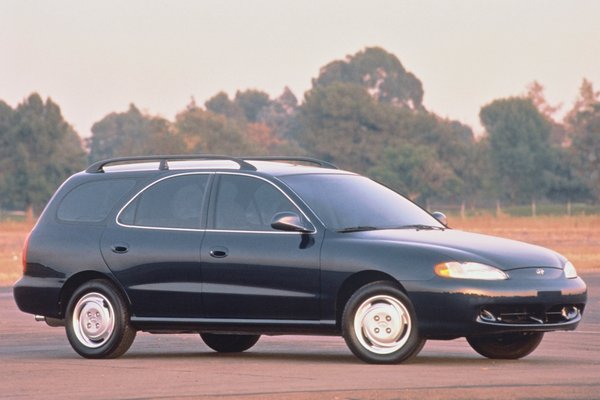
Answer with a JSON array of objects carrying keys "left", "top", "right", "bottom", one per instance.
[
  {"left": 450, "top": 215, "right": 600, "bottom": 273},
  {"left": 0, "top": 216, "right": 598, "bottom": 286},
  {"left": 0, "top": 221, "right": 34, "bottom": 286}
]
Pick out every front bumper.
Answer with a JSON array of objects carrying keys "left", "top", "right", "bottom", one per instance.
[{"left": 406, "top": 275, "right": 587, "bottom": 339}]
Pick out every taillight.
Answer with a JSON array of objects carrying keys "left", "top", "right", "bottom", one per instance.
[{"left": 22, "top": 232, "right": 31, "bottom": 274}]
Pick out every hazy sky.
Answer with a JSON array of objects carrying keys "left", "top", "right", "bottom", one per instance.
[{"left": 2, "top": 0, "right": 599, "bottom": 137}]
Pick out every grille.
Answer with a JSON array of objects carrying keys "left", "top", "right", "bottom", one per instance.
[{"left": 477, "top": 304, "right": 583, "bottom": 325}]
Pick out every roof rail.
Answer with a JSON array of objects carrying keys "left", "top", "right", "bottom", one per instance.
[
  {"left": 86, "top": 155, "right": 257, "bottom": 173},
  {"left": 242, "top": 156, "right": 337, "bottom": 169}
]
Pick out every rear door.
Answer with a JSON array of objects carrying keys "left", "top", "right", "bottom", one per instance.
[
  {"left": 200, "top": 173, "right": 322, "bottom": 320},
  {"left": 101, "top": 173, "right": 211, "bottom": 318}
]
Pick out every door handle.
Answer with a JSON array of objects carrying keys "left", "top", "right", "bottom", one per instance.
[
  {"left": 111, "top": 244, "right": 129, "bottom": 254},
  {"left": 209, "top": 246, "right": 228, "bottom": 258}
]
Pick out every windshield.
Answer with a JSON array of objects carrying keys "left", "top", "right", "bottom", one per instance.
[{"left": 280, "top": 173, "right": 444, "bottom": 231}]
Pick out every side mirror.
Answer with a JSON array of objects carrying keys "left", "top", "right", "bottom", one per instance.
[
  {"left": 270, "top": 212, "right": 314, "bottom": 233},
  {"left": 432, "top": 211, "right": 447, "bottom": 226}
]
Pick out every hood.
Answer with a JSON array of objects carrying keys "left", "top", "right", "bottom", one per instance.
[{"left": 353, "top": 228, "right": 565, "bottom": 270}]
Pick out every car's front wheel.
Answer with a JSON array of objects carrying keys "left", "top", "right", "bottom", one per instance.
[
  {"left": 65, "top": 279, "right": 136, "bottom": 359},
  {"left": 200, "top": 333, "right": 260, "bottom": 353},
  {"left": 467, "top": 332, "right": 544, "bottom": 359},
  {"left": 342, "top": 281, "right": 425, "bottom": 364}
]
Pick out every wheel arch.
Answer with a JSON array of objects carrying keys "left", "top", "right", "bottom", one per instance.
[
  {"left": 335, "top": 270, "right": 404, "bottom": 329},
  {"left": 58, "top": 271, "right": 131, "bottom": 319}
]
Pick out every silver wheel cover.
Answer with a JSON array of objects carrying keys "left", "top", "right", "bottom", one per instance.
[
  {"left": 353, "top": 294, "right": 412, "bottom": 355},
  {"left": 72, "top": 292, "right": 116, "bottom": 348}
]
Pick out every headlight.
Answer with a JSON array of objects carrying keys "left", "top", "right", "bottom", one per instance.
[
  {"left": 564, "top": 261, "right": 578, "bottom": 279},
  {"left": 434, "top": 261, "right": 508, "bottom": 280}
]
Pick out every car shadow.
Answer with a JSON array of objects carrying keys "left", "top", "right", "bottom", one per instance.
[{"left": 116, "top": 350, "right": 569, "bottom": 366}]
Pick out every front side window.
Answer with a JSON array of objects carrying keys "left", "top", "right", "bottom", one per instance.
[
  {"left": 212, "top": 174, "right": 302, "bottom": 231},
  {"left": 119, "top": 174, "right": 210, "bottom": 229}
]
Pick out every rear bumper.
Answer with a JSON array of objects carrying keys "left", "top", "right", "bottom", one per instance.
[
  {"left": 13, "top": 276, "right": 63, "bottom": 319},
  {"left": 406, "top": 276, "right": 588, "bottom": 339}
]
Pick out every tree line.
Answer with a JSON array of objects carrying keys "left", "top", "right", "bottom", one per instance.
[{"left": 1, "top": 47, "right": 599, "bottom": 216}]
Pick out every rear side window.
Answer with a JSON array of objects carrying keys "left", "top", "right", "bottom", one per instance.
[
  {"left": 57, "top": 179, "right": 136, "bottom": 223},
  {"left": 119, "top": 174, "right": 210, "bottom": 229}
]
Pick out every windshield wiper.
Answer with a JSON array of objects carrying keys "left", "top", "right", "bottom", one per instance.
[
  {"left": 395, "top": 224, "right": 445, "bottom": 231},
  {"left": 337, "top": 226, "right": 379, "bottom": 233}
]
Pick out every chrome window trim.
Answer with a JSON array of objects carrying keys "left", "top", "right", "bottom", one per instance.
[
  {"left": 204, "top": 228, "right": 307, "bottom": 235},
  {"left": 115, "top": 171, "right": 318, "bottom": 234},
  {"left": 116, "top": 224, "right": 206, "bottom": 233}
]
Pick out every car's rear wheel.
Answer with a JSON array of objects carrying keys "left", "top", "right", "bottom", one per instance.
[
  {"left": 342, "top": 281, "right": 425, "bottom": 364},
  {"left": 66, "top": 279, "right": 136, "bottom": 359},
  {"left": 200, "top": 333, "right": 260, "bottom": 353},
  {"left": 467, "top": 332, "right": 544, "bottom": 359}
]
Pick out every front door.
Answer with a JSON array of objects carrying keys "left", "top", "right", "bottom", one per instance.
[{"left": 201, "top": 173, "right": 322, "bottom": 321}]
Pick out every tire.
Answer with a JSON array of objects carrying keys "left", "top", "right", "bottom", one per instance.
[
  {"left": 65, "top": 279, "right": 136, "bottom": 359},
  {"left": 467, "top": 332, "right": 544, "bottom": 359},
  {"left": 201, "top": 333, "right": 260, "bottom": 353},
  {"left": 342, "top": 281, "right": 425, "bottom": 364}
]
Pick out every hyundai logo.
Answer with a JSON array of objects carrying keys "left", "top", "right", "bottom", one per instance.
[{"left": 536, "top": 268, "right": 545, "bottom": 276}]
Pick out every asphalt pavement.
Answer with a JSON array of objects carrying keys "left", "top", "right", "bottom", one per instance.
[{"left": 1, "top": 273, "right": 599, "bottom": 400}]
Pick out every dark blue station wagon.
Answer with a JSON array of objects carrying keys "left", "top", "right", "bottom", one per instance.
[{"left": 14, "top": 156, "right": 587, "bottom": 363}]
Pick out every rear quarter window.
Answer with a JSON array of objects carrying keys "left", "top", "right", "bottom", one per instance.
[{"left": 57, "top": 179, "right": 136, "bottom": 223}]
